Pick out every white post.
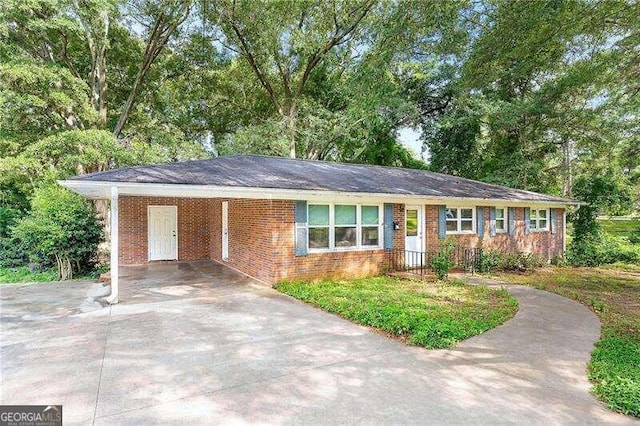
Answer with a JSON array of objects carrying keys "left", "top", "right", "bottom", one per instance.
[
  {"left": 106, "top": 186, "right": 119, "bottom": 304},
  {"left": 563, "top": 210, "right": 567, "bottom": 254}
]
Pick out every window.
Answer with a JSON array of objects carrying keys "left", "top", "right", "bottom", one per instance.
[
  {"left": 495, "top": 207, "right": 506, "bottom": 233},
  {"left": 308, "top": 204, "right": 330, "bottom": 249},
  {"left": 446, "top": 207, "right": 475, "bottom": 234},
  {"left": 361, "top": 205, "right": 380, "bottom": 246},
  {"left": 406, "top": 209, "right": 418, "bottom": 236},
  {"left": 307, "top": 204, "right": 382, "bottom": 251},
  {"left": 530, "top": 208, "right": 548, "bottom": 231},
  {"left": 335, "top": 205, "right": 357, "bottom": 247}
]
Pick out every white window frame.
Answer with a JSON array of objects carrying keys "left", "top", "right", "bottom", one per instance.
[
  {"left": 445, "top": 206, "right": 476, "bottom": 235},
  {"left": 530, "top": 207, "right": 549, "bottom": 232},
  {"left": 307, "top": 203, "right": 383, "bottom": 252},
  {"left": 494, "top": 207, "right": 507, "bottom": 233}
]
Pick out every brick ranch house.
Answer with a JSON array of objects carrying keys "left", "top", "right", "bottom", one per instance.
[{"left": 60, "top": 155, "right": 581, "bottom": 303}]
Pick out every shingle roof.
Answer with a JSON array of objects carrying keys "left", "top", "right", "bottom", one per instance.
[{"left": 70, "top": 154, "right": 579, "bottom": 204}]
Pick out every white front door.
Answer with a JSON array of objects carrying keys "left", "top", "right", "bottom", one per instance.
[
  {"left": 221, "top": 201, "right": 229, "bottom": 261},
  {"left": 405, "top": 205, "right": 424, "bottom": 267},
  {"left": 148, "top": 206, "right": 177, "bottom": 261}
]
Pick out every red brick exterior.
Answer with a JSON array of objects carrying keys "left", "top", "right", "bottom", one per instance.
[
  {"left": 423, "top": 205, "right": 564, "bottom": 259},
  {"left": 118, "top": 196, "right": 212, "bottom": 264},
  {"left": 117, "top": 196, "right": 565, "bottom": 285}
]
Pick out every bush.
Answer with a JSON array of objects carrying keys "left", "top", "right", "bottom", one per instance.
[
  {"left": 478, "top": 249, "right": 503, "bottom": 273},
  {"left": 0, "top": 206, "right": 22, "bottom": 237},
  {"left": 11, "top": 186, "right": 103, "bottom": 280},
  {"left": 431, "top": 240, "right": 455, "bottom": 280},
  {"left": 568, "top": 234, "right": 640, "bottom": 266},
  {"left": 628, "top": 225, "right": 640, "bottom": 245},
  {"left": 506, "top": 252, "right": 545, "bottom": 272},
  {"left": 0, "top": 206, "right": 28, "bottom": 268},
  {"left": 0, "top": 234, "right": 28, "bottom": 268}
]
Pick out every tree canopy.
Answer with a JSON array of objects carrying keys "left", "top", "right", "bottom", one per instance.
[{"left": 0, "top": 0, "right": 637, "bottom": 212}]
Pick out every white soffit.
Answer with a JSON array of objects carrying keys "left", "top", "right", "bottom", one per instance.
[{"left": 58, "top": 180, "right": 576, "bottom": 208}]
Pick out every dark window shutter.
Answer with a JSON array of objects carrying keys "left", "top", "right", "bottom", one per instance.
[
  {"left": 477, "top": 207, "right": 485, "bottom": 238},
  {"left": 550, "top": 208, "right": 557, "bottom": 234},
  {"left": 384, "top": 203, "right": 394, "bottom": 249},
  {"left": 294, "top": 200, "right": 307, "bottom": 256},
  {"left": 508, "top": 207, "right": 516, "bottom": 236},
  {"left": 438, "top": 205, "right": 447, "bottom": 239},
  {"left": 489, "top": 207, "right": 497, "bottom": 237},
  {"left": 524, "top": 207, "right": 531, "bottom": 235}
]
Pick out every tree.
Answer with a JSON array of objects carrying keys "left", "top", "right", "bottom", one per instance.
[
  {"left": 211, "top": 0, "right": 376, "bottom": 158},
  {"left": 12, "top": 186, "right": 103, "bottom": 279}
]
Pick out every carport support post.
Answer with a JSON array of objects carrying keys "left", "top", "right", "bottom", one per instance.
[{"left": 106, "top": 186, "right": 119, "bottom": 304}]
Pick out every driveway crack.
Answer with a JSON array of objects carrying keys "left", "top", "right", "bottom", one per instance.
[{"left": 92, "top": 305, "right": 112, "bottom": 426}]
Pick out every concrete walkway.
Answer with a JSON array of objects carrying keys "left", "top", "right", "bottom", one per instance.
[{"left": 0, "top": 261, "right": 636, "bottom": 425}]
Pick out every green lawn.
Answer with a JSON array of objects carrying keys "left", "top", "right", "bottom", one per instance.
[
  {"left": 0, "top": 266, "right": 58, "bottom": 283},
  {"left": 0, "top": 264, "right": 106, "bottom": 284},
  {"left": 276, "top": 276, "right": 518, "bottom": 349},
  {"left": 598, "top": 217, "right": 640, "bottom": 239},
  {"left": 498, "top": 267, "right": 640, "bottom": 417}
]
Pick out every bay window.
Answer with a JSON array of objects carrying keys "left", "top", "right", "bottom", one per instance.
[{"left": 307, "top": 204, "right": 382, "bottom": 251}]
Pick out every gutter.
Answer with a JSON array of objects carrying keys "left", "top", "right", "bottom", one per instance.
[{"left": 58, "top": 179, "right": 585, "bottom": 208}]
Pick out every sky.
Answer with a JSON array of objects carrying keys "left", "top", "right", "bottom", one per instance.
[{"left": 397, "top": 127, "right": 426, "bottom": 161}]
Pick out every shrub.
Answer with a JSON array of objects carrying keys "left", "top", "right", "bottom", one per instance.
[
  {"left": 629, "top": 226, "right": 640, "bottom": 245},
  {"left": 568, "top": 234, "right": 640, "bottom": 266},
  {"left": 11, "top": 186, "right": 102, "bottom": 280},
  {"left": 0, "top": 206, "right": 22, "bottom": 237},
  {"left": 0, "top": 235, "right": 28, "bottom": 268},
  {"left": 479, "top": 249, "right": 503, "bottom": 273},
  {"left": 500, "top": 252, "right": 544, "bottom": 273},
  {"left": 0, "top": 206, "right": 28, "bottom": 268},
  {"left": 431, "top": 240, "right": 455, "bottom": 280}
]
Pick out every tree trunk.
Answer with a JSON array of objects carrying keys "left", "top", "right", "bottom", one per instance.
[
  {"left": 286, "top": 107, "right": 297, "bottom": 159},
  {"left": 55, "top": 254, "right": 73, "bottom": 281},
  {"left": 73, "top": 1, "right": 110, "bottom": 127},
  {"left": 95, "top": 39, "right": 108, "bottom": 127},
  {"left": 562, "top": 138, "right": 573, "bottom": 197},
  {"left": 113, "top": 3, "right": 191, "bottom": 138}
]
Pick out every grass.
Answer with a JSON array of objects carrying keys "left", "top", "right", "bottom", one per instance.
[
  {"left": 276, "top": 276, "right": 518, "bottom": 349},
  {"left": 598, "top": 217, "right": 640, "bottom": 239},
  {"left": 0, "top": 266, "right": 58, "bottom": 283},
  {"left": 0, "top": 264, "right": 106, "bottom": 284},
  {"left": 497, "top": 267, "right": 640, "bottom": 417}
]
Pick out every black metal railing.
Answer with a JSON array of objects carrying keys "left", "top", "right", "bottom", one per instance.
[
  {"left": 386, "top": 246, "right": 483, "bottom": 277},
  {"left": 386, "top": 249, "right": 432, "bottom": 279}
]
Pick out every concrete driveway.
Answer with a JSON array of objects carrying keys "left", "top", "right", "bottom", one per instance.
[{"left": 0, "top": 261, "right": 635, "bottom": 425}]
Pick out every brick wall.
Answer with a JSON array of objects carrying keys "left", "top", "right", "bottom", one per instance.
[
  {"left": 117, "top": 196, "right": 565, "bottom": 284},
  {"left": 209, "top": 199, "right": 275, "bottom": 284},
  {"left": 271, "top": 203, "right": 406, "bottom": 283},
  {"left": 423, "top": 205, "right": 565, "bottom": 260},
  {"left": 118, "top": 196, "right": 212, "bottom": 264}
]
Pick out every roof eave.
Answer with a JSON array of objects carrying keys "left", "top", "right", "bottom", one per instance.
[{"left": 59, "top": 179, "right": 582, "bottom": 207}]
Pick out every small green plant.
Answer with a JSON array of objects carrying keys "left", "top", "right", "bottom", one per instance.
[
  {"left": 431, "top": 240, "right": 455, "bottom": 280},
  {"left": 589, "top": 297, "right": 607, "bottom": 313},
  {"left": 479, "top": 249, "right": 504, "bottom": 273}
]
